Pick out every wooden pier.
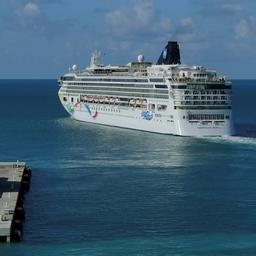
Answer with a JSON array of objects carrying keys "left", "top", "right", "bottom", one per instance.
[{"left": 0, "top": 162, "right": 31, "bottom": 242}]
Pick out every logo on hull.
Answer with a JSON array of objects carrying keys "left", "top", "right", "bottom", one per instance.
[
  {"left": 66, "top": 104, "right": 74, "bottom": 114},
  {"left": 84, "top": 104, "right": 98, "bottom": 119},
  {"left": 141, "top": 111, "right": 153, "bottom": 120}
]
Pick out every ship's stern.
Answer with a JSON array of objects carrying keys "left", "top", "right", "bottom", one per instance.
[{"left": 173, "top": 109, "right": 235, "bottom": 136}]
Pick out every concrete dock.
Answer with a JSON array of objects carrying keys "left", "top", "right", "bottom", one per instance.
[{"left": 0, "top": 162, "right": 31, "bottom": 242}]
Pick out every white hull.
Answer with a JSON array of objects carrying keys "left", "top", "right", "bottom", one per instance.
[{"left": 61, "top": 101, "right": 235, "bottom": 137}]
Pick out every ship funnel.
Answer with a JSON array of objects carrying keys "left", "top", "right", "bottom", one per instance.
[{"left": 157, "top": 41, "right": 181, "bottom": 65}]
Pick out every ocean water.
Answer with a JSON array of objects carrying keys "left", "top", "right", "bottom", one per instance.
[{"left": 0, "top": 79, "right": 256, "bottom": 255}]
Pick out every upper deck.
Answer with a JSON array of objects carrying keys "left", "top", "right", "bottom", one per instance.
[{"left": 59, "top": 42, "right": 230, "bottom": 89}]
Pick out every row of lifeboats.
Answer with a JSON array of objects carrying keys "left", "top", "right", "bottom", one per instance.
[
  {"left": 129, "top": 98, "right": 147, "bottom": 106},
  {"left": 82, "top": 95, "right": 118, "bottom": 104},
  {"left": 80, "top": 95, "right": 148, "bottom": 106}
]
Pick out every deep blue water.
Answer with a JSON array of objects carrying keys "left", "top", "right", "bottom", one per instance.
[{"left": 0, "top": 79, "right": 256, "bottom": 255}]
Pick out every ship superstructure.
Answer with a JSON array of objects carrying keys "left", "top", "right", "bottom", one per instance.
[{"left": 58, "top": 42, "right": 234, "bottom": 136}]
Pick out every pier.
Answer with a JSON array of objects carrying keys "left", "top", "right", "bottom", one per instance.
[{"left": 0, "top": 162, "right": 31, "bottom": 242}]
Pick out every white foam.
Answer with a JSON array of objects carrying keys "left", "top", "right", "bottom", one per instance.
[{"left": 204, "top": 135, "right": 256, "bottom": 146}]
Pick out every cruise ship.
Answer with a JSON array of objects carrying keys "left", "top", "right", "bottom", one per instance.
[{"left": 58, "top": 41, "right": 235, "bottom": 136}]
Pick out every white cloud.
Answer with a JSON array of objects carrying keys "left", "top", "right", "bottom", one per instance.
[
  {"left": 1, "top": 1, "right": 75, "bottom": 39},
  {"left": 101, "top": 1, "right": 202, "bottom": 55},
  {"left": 175, "top": 17, "right": 196, "bottom": 41},
  {"left": 221, "top": 4, "right": 242, "bottom": 13},
  {"left": 104, "top": 0, "right": 173, "bottom": 43},
  {"left": 192, "top": 0, "right": 243, "bottom": 17},
  {"left": 23, "top": 2, "right": 40, "bottom": 16},
  {"left": 235, "top": 19, "right": 250, "bottom": 38},
  {"left": 133, "top": 0, "right": 154, "bottom": 26},
  {"left": 180, "top": 17, "right": 193, "bottom": 29},
  {"left": 105, "top": 8, "right": 130, "bottom": 28}
]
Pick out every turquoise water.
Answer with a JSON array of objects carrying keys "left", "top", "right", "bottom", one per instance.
[{"left": 0, "top": 80, "right": 256, "bottom": 255}]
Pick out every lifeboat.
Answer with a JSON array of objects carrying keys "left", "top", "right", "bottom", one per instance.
[
  {"left": 114, "top": 97, "right": 119, "bottom": 104},
  {"left": 129, "top": 99, "right": 135, "bottom": 106},
  {"left": 83, "top": 95, "right": 88, "bottom": 102},
  {"left": 105, "top": 97, "right": 109, "bottom": 104},
  {"left": 110, "top": 97, "right": 115, "bottom": 104},
  {"left": 142, "top": 99, "right": 147, "bottom": 108},
  {"left": 136, "top": 99, "right": 142, "bottom": 106}
]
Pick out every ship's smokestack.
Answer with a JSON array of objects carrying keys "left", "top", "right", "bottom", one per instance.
[{"left": 157, "top": 41, "right": 181, "bottom": 65}]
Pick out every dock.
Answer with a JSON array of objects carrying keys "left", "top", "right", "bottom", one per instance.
[{"left": 0, "top": 162, "right": 31, "bottom": 242}]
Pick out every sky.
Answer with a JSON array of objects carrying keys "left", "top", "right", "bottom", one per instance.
[{"left": 0, "top": 0, "right": 256, "bottom": 79}]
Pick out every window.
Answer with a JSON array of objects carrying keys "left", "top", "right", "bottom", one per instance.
[
  {"left": 150, "top": 78, "right": 163, "bottom": 82},
  {"left": 155, "top": 84, "right": 167, "bottom": 89},
  {"left": 63, "top": 97, "right": 67, "bottom": 102},
  {"left": 157, "top": 104, "right": 167, "bottom": 111},
  {"left": 188, "top": 114, "right": 224, "bottom": 121},
  {"left": 63, "top": 76, "right": 74, "bottom": 81},
  {"left": 149, "top": 104, "right": 155, "bottom": 110}
]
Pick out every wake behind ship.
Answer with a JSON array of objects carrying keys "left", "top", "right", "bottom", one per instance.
[{"left": 58, "top": 42, "right": 235, "bottom": 136}]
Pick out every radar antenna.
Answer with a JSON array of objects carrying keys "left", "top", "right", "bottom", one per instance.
[{"left": 90, "top": 50, "right": 102, "bottom": 67}]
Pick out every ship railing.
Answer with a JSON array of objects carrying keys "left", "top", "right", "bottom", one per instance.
[
  {"left": 168, "top": 76, "right": 228, "bottom": 84},
  {"left": 69, "top": 69, "right": 149, "bottom": 78},
  {"left": 173, "top": 100, "right": 232, "bottom": 105}
]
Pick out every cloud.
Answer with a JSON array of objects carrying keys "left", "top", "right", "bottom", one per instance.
[
  {"left": 191, "top": 0, "right": 243, "bottom": 16},
  {"left": 190, "top": 0, "right": 256, "bottom": 46},
  {"left": 181, "top": 17, "right": 193, "bottom": 28},
  {"left": 33, "top": 0, "right": 63, "bottom": 3},
  {"left": 178, "top": 17, "right": 194, "bottom": 33},
  {"left": 221, "top": 3, "right": 242, "bottom": 13},
  {"left": 1, "top": 1, "right": 74, "bottom": 39},
  {"left": 0, "top": 0, "right": 62, "bottom": 7},
  {"left": 234, "top": 16, "right": 256, "bottom": 39},
  {"left": 235, "top": 19, "right": 250, "bottom": 38},
  {"left": 89, "top": 0, "right": 205, "bottom": 62},
  {"left": 105, "top": 0, "right": 172, "bottom": 38},
  {"left": 174, "top": 17, "right": 197, "bottom": 42},
  {"left": 104, "top": 0, "right": 202, "bottom": 49},
  {"left": 23, "top": 2, "right": 41, "bottom": 16},
  {"left": 133, "top": 0, "right": 154, "bottom": 26}
]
